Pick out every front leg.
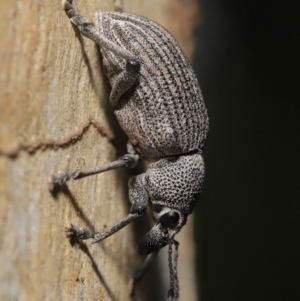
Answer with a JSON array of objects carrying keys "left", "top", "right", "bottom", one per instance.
[
  {"left": 66, "top": 224, "right": 94, "bottom": 240},
  {"left": 66, "top": 213, "right": 140, "bottom": 243},
  {"left": 67, "top": 174, "right": 149, "bottom": 244},
  {"left": 129, "top": 251, "right": 158, "bottom": 299}
]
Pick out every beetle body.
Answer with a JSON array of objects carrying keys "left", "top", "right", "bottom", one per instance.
[
  {"left": 96, "top": 12, "right": 208, "bottom": 159},
  {"left": 52, "top": 1, "right": 209, "bottom": 299}
]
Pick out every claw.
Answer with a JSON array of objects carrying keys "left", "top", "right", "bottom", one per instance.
[
  {"left": 65, "top": 224, "right": 77, "bottom": 239},
  {"left": 65, "top": 224, "right": 93, "bottom": 240},
  {"left": 48, "top": 170, "right": 73, "bottom": 192},
  {"left": 62, "top": 0, "right": 73, "bottom": 10}
]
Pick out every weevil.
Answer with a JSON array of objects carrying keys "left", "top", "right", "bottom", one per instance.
[{"left": 50, "top": 0, "right": 209, "bottom": 299}]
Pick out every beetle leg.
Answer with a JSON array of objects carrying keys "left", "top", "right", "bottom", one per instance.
[
  {"left": 48, "top": 153, "right": 139, "bottom": 191},
  {"left": 129, "top": 251, "right": 158, "bottom": 300},
  {"left": 109, "top": 59, "right": 140, "bottom": 107},
  {"left": 113, "top": 0, "right": 124, "bottom": 12},
  {"left": 63, "top": 0, "right": 133, "bottom": 58},
  {"left": 66, "top": 174, "right": 148, "bottom": 244},
  {"left": 62, "top": 0, "right": 140, "bottom": 107},
  {"left": 66, "top": 212, "right": 141, "bottom": 243}
]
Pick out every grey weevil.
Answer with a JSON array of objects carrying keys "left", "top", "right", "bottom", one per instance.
[{"left": 49, "top": 0, "right": 209, "bottom": 300}]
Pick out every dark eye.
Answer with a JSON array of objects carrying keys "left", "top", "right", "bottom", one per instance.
[{"left": 160, "top": 211, "right": 180, "bottom": 228}]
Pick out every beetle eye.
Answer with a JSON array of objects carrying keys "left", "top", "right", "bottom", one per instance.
[{"left": 160, "top": 211, "right": 180, "bottom": 228}]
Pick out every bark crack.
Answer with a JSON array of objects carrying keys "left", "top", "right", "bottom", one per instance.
[{"left": 0, "top": 118, "right": 115, "bottom": 159}]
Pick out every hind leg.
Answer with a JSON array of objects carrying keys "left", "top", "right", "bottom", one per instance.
[
  {"left": 113, "top": 0, "right": 124, "bottom": 12},
  {"left": 62, "top": 0, "right": 140, "bottom": 107}
]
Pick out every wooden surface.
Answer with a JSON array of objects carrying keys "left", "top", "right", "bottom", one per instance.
[{"left": 0, "top": 0, "right": 201, "bottom": 300}]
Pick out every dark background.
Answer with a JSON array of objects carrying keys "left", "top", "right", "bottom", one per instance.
[{"left": 193, "top": 0, "right": 299, "bottom": 300}]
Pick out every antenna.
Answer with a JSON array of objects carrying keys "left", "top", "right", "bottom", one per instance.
[{"left": 167, "top": 237, "right": 180, "bottom": 301}]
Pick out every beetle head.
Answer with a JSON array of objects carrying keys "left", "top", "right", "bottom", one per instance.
[
  {"left": 137, "top": 153, "right": 204, "bottom": 255},
  {"left": 137, "top": 205, "right": 186, "bottom": 255}
]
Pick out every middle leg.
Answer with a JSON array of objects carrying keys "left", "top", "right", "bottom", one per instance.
[{"left": 48, "top": 152, "right": 138, "bottom": 192}]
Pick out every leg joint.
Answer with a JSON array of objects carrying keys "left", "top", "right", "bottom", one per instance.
[
  {"left": 120, "top": 154, "right": 139, "bottom": 169},
  {"left": 130, "top": 203, "right": 147, "bottom": 215},
  {"left": 126, "top": 59, "right": 140, "bottom": 73}
]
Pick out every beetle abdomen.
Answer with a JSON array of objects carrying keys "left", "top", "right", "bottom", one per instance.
[{"left": 95, "top": 12, "right": 209, "bottom": 159}]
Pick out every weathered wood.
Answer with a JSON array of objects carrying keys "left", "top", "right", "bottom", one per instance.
[{"left": 0, "top": 1, "right": 201, "bottom": 300}]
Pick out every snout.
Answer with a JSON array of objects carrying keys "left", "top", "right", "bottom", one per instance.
[{"left": 137, "top": 223, "right": 169, "bottom": 255}]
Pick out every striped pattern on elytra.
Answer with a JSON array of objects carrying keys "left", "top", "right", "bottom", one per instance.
[{"left": 95, "top": 11, "right": 209, "bottom": 160}]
